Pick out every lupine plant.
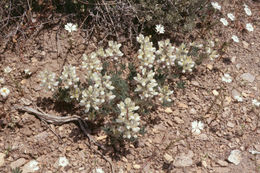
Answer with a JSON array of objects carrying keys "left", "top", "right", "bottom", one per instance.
[
  {"left": 38, "top": 23, "right": 221, "bottom": 139},
  {"left": 37, "top": 1, "right": 256, "bottom": 140}
]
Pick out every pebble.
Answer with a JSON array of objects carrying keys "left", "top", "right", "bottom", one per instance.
[
  {"left": 227, "top": 122, "right": 235, "bottom": 128},
  {"left": 206, "top": 64, "right": 213, "bottom": 70},
  {"left": 133, "top": 164, "right": 141, "bottom": 169},
  {"left": 164, "top": 108, "right": 173, "bottom": 114},
  {"left": 178, "top": 102, "right": 188, "bottom": 109},
  {"left": 212, "top": 90, "right": 219, "bottom": 96},
  {"left": 240, "top": 73, "right": 255, "bottom": 83},
  {"left": 0, "top": 153, "right": 5, "bottom": 167},
  {"left": 22, "top": 160, "right": 39, "bottom": 173},
  {"left": 197, "top": 134, "right": 208, "bottom": 141},
  {"left": 202, "top": 160, "right": 207, "bottom": 168},
  {"left": 173, "top": 117, "right": 184, "bottom": 124},
  {"left": 242, "top": 41, "right": 249, "bottom": 49},
  {"left": 213, "top": 167, "right": 230, "bottom": 173},
  {"left": 191, "top": 81, "right": 200, "bottom": 86},
  {"left": 34, "top": 131, "right": 49, "bottom": 142},
  {"left": 217, "top": 160, "right": 228, "bottom": 167},
  {"left": 254, "top": 144, "right": 260, "bottom": 151},
  {"left": 228, "top": 150, "right": 242, "bottom": 165},
  {"left": 173, "top": 150, "right": 194, "bottom": 167},
  {"left": 10, "top": 158, "right": 27, "bottom": 169},
  {"left": 20, "top": 98, "right": 32, "bottom": 106},
  {"left": 164, "top": 153, "right": 173, "bottom": 162},
  {"left": 189, "top": 108, "right": 197, "bottom": 115},
  {"left": 231, "top": 89, "right": 240, "bottom": 98}
]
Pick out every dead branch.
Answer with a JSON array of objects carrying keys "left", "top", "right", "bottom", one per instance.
[{"left": 15, "top": 105, "right": 114, "bottom": 173}]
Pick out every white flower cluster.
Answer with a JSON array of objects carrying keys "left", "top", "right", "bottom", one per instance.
[
  {"left": 175, "top": 44, "right": 195, "bottom": 73},
  {"left": 211, "top": 2, "right": 221, "bottom": 11},
  {"left": 105, "top": 41, "right": 124, "bottom": 61},
  {"left": 136, "top": 34, "right": 156, "bottom": 69},
  {"left": 39, "top": 70, "right": 59, "bottom": 91},
  {"left": 252, "top": 99, "right": 260, "bottom": 107},
  {"left": 222, "top": 73, "right": 232, "bottom": 83},
  {"left": 4, "top": 66, "right": 12, "bottom": 74},
  {"left": 60, "top": 65, "right": 79, "bottom": 89},
  {"left": 158, "top": 85, "right": 174, "bottom": 103},
  {"left": 205, "top": 40, "right": 219, "bottom": 60},
  {"left": 65, "top": 23, "right": 77, "bottom": 33},
  {"left": 191, "top": 120, "right": 204, "bottom": 135},
  {"left": 0, "top": 87, "right": 10, "bottom": 99},
  {"left": 156, "top": 39, "right": 176, "bottom": 68},
  {"left": 211, "top": 2, "right": 254, "bottom": 42},
  {"left": 82, "top": 52, "right": 103, "bottom": 79},
  {"left": 116, "top": 98, "right": 140, "bottom": 139},
  {"left": 155, "top": 24, "right": 165, "bottom": 34},
  {"left": 244, "top": 4, "right": 252, "bottom": 16},
  {"left": 79, "top": 73, "right": 115, "bottom": 113},
  {"left": 134, "top": 68, "right": 158, "bottom": 100}
]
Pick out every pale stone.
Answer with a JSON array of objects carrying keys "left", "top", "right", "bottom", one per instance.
[
  {"left": 212, "top": 90, "right": 219, "bottom": 96},
  {"left": 164, "top": 153, "right": 173, "bottom": 162},
  {"left": 0, "top": 153, "right": 5, "bottom": 167},
  {"left": 133, "top": 164, "right": 141, "bottom": 169},
  {"left": 22, "top": 160, "right": 39, "bottom": 173},
  {"left": 173, "top": 150, "right": 194, "bottom": 167},
  {"left": 10, "top": 158, "right": 27, "bottom": 169},
  {"left": 206, "top": 64, "right": 213, "bottom": 70},
  {"left": 178, "top": 102, "right": 188, "bottom": 109},
  {"left": 217, "top": 160, "right": 228, "bottom": 167},
  {"left": 173, "top": 117, "right": 184, "bottom": 124},
  {"left": 164, "top": 108, "right": 173, "bottom": 113},
  {"left": 240, "top": 73, "right": 255, "bottom": 83},
  {"left": 228, "top": 150, "right": 242, "bottom": 165},
  {"left": 227, "top": 122, "right": 235, "bottom": 128}
]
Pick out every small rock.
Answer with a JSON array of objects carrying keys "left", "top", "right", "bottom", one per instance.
[
  {"left": 189, "top": 108, "right": 197, "bottom": 115},
  {"left": 20, "top": 98, "right": 32, "bottom": 106},
  {"left": 34, "top": 131, "right": 49, "bottom": 142},
  {"left": 206, "top": 64, "right": 213, "bottom": 70},
  {"left": 165, "top": 108, "right": 173, "bottom": 114},
  {"left": 191, "top": 81, "right": 200, "bottom": 86},
  {"left": 202, "top": 160, "right": 207, "bottom": 168},
  {"left": 231, "top": 89, "right": 240, "bottom": 98},
  {"left": 231, "top": 56, "right": 236, "bottom": 63},
  {"left": 178, "top": 102, "right": 188, "bottom": 109},
  {"left": 122, "top": 157, "right": 128, "bottom": 163},
  {"left": 10, "top": 158, "right": 27, "bottom": 169},
  {"left": 20, "top": 79, "right": 27, "bottom": 85},
  {"left": 172, "top": 110, "right": 179, "bottom": 116},
  {"left": 217, "top": 160, "right": 228, "bottom": 167},
  {"left": 227, "top": 122, "right": 235, "bottom": 128},
  {"left": 58, "top": 157, "right": 69, "bottom": 167},
  {"left": 197, "top": 134, "right": 208, "bottom": 141},
  {"left": 242, "top": 41, "right": 249, "bottom": 49},
  {"left": 22, "top": 160, "right": 39, "bottom": 173},
  {"left": 173, "top": 150, "right": 194, "bottom": 167},
  {"left": 214, "top": 167, "right": 230, "bottom": 173},
  {"left": 164, "top": 153, "right": 173, "bottom": 162},
  {"left": 240, "top": 73, "right": 255, "bottom": 83},
  {"left": 133, "top": 164, "right": 141, "bottom": 169},
  {"left": 228, "top": 150, "right": 242, "bottom": 165},
  {"left": 0, "top": 153, "right": 5, "bottom": 167},
  {"left": 212, "top": 90, "right": 219, "bottom": 96},
  {"left": 173, "top": 117, "right": 184, "bottom": 124},
  {"left": 254, "top": 144, "right": 260, "bottom": 151}
]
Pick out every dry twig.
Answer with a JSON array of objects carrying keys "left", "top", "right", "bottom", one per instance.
[{"left": 15, "top": 105, "right": 115, "bottom": 173}]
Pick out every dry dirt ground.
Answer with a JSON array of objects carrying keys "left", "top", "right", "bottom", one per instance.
[{"left": 0, "top": 2, "right": 260, "bottom": 173}]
